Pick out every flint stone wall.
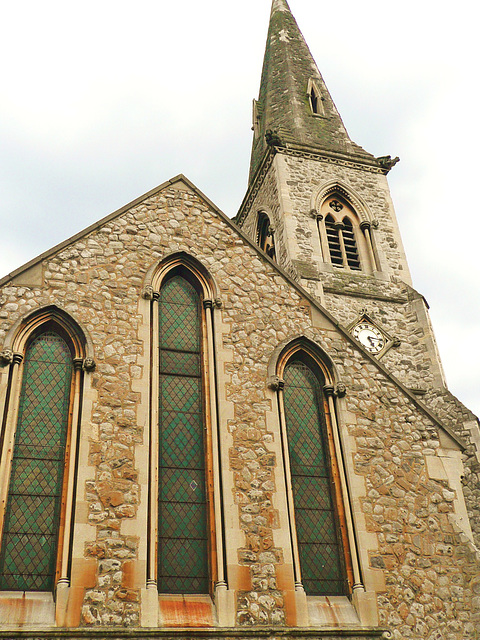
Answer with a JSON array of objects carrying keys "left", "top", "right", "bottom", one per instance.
[{"left": 0, "top": 181, "right": 478, "bottom": 638}]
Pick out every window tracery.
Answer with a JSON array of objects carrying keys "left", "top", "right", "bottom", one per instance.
[{"left": 318, "top": 194, "right": 376, "bottom": 272}]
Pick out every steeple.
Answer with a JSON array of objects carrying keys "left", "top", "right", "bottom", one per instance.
[{"left": 249, "top": 0, "right": 376, "bottom": 182}]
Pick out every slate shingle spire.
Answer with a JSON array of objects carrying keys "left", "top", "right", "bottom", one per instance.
[{"left": 249, "top": 0, "right": 375, "bottom": 183}]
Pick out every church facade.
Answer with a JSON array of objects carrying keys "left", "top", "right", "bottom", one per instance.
[{"left": 0, "top": 1, "right": 478, "bottom": 638}]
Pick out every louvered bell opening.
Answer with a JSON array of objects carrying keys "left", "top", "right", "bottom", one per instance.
[
  {"left": 342, "top": 219, "right": 360, "bottom": 270},
  {"left": 325, "top": 217, "right": 343, "bottom": 267}
]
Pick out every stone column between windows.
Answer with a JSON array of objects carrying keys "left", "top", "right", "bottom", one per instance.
[
  {"left": 323, "top": 385, "right": 364, "bottom": 593},
  {"left": 141, "top": 293, "right": 160, "bottom": 628},
  {"left": 275, "top": 380, "right": 304, "bottom": 592},
  {"left": 360, "top": 221, "right": 378, "bottom": 272},
  {"left": 147, "top": 293, "right": 160, "bottom": 593},
  {"left": 311, "top": 211, "right": 325, "bottom": 262},
  {"left": 203, "top": 299, "right": 227, "bottom": 594},
  {"left": 334, "top": 221, "right": 348, "bottom": 267},
  {"left": 57, "top": 358, "right": 84, "bottom": 590},
  {"left": 0, "top": 353, "right": 23, "bottom": 541}
]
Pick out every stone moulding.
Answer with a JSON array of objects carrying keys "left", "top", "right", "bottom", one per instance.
[
  {"left": 0, "top": 627, "right": 389, "bottom": 640},
  {"left": 237, "top": 143, "right": 387, "bottom": 227}
]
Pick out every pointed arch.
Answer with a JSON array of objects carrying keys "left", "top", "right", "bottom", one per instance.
[
  {"left": 145, "top": 253, "right": 226, "bottom": 599},
  {"left": 311, "top": 182, "right": 379, "bottom": 272},
  {"left": 146, "top": 251, "right": 219, "bottom": 301},
  {"left": 0, "top": 307, "right": 88, "bottom": 593},
  {"left": 256, "top": 211, "right": 276, "bottom": 261},
  {"left": 268, "top": 335, "right": 337, "bottom": 386},
  {"left": 311, "top": 180, "right": 372, "bottom": 224},
  {"left": 3, "top": 304, "right": 91, "bottom": 359},
  {"left": 270, "top": 336, "right": 362, "bottom": 596}
]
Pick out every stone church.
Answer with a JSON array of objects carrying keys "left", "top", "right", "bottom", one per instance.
[{"left": 0, "top": 1, "right": 478, "bottom": 638}]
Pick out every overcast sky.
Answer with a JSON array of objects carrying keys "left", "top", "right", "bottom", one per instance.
[{"left": 1, "top": 0, "right": 478, "bottom": 418}]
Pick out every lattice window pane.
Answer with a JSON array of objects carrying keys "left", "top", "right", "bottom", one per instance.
[
  {"left": 158, "top": 276, "right": 209, "bottom": 594},
  {"left": 159, "top": 502, "right": 207, "bottom": 539},
  {"left": 160, "top": 350, "right": 200, "bottom": 377},
  {"left": 159, "top": 413, "right": 204, "bottom": 470},
  {"left": 291, "top": 476, "right": 333, "bottom": 510},
  {"left": 0, "top": 331, "right": 72, "bottom": 592},
  {"left": 160, "top": 375, "right": 201, "bottom": 414},
  {"left": 284, "top": 360, "right": 346, "bottom": 596},
  {"left": 159, "top": 469, "right": 206, "bottom": 503}
]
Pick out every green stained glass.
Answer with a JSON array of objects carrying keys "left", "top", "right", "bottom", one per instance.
[
  {"left": 284, "top": 360, "right": 346, "bottom": 596},
  {"left": 158, "top": 275, "right": 209, "bottom": 594},
  {"left": 0, "top": 331, "right": 73, "bottom": 591}
]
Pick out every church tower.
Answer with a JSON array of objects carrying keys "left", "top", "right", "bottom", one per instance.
[{"left": 237, "top": 0, "right": 446, "bottom": 397}]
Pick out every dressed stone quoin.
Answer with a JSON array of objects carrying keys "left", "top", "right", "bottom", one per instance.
[{"left": 0, "top": 1, "right": 478, "bottom": 638}]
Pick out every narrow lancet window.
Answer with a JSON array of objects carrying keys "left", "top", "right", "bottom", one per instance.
[
  {"left": 157, "top": 275, "right": 209, "bottom": 594},
  {"left": 0, "top": 331, "right": 73, "bottom": 591},
  {"left": 308, "top": 82, "right": 324, "bottom": 116},
  {"left": 283, "top": 358, "right": 347, "bottom": 595},
  {"left": 257, "top": 212, "right": 276, "bottom": 260}
]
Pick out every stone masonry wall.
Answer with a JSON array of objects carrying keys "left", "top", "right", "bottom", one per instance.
[
  {"left": 0, "top": 181, "right": 479, "bottom": 637},
  {"left": 239, "top": 152, "right": 445, "bottom": 395},
  {"left": 281, "top": 153, "right": 411, "bottom": 282}
]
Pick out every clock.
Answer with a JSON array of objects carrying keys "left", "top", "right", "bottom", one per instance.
[{"left": 352, "top": 322, "right": 386, "bottom": 354}]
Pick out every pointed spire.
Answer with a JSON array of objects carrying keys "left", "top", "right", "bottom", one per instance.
[{"left": 249, "top": 0, "right": 375, "bottom": 182}]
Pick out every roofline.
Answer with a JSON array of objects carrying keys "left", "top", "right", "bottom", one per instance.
[
  {"left": 0, "top": 175, "right": 225, "bottom": 288},
  {"left": 0, "top": 174, "right": 465, "bottom": 447},
  {"left": 237, "top": 144, "right": 385, "bottom": 227}
]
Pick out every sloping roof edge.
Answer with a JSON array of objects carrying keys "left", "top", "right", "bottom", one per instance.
[
  {"left": 0, "top": 175, "right": 219, "bottom": 288},
  {"left": 0, "top": 174, "right": 467, "bottom": 449}
]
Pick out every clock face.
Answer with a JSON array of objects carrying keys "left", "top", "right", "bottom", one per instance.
[{"left": 352, "top": 322, "right": 386, "bottom": 354}]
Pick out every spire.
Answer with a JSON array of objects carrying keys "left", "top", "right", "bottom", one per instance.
[{"left": 249, "top": 0, "right": 375, "bottom": 182}]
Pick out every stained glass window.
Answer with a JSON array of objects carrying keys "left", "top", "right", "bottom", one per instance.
[
  {"left": 157, "top": 275, "right": 209, "bottom": 594},
  {"left": 0, "top": 331, "right": 73, "bottom": 591},
  {"left": 283, "top": 359, "right": 346, "bottom": 595}
]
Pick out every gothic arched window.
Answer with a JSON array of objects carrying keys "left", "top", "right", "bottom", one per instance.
[
  {"left": 147, "top": 256, "right": 226, "bottom": 603},
  {"left": 257, "top": 212, "right": 276, "bottom": 261},
  {"left": 0, "top": 327, "right": 78, "bottom": 592},
  {"left": 319, "top": 196, "right": 375, "bottom": 272},
  {"left": 283, "top": 356, "right": 349, "bottom": 595},
  {"left": 157, "top": 273, "right": 212, "bottom": 594}
]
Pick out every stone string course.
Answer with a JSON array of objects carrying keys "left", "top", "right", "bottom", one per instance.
[{"left": 0, "top": 184, "right": 478, "bottom": 638}]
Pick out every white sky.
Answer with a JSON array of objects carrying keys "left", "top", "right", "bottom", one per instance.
[{"left": 1, "top": 0, "right": 478, "bottom": 418}]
